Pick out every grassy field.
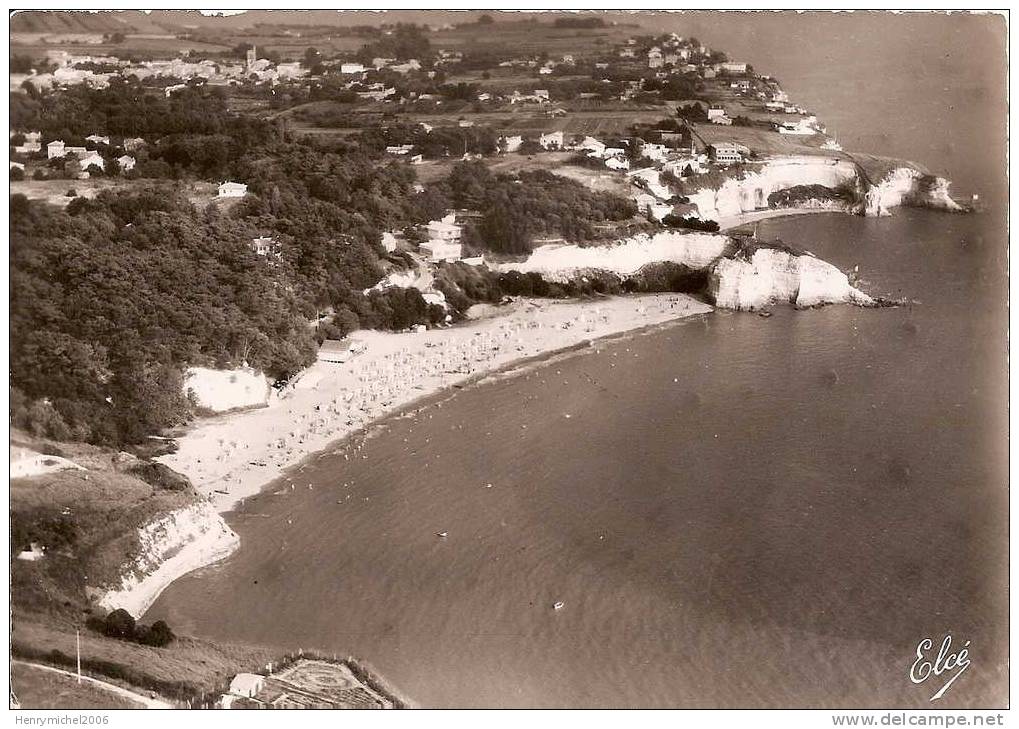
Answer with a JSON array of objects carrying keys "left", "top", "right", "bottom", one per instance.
[
  {"left": 428, "top": 20, "right": 639, "bottom": 59},
  {"left": 10, "top": 36, "right": 233, "bottom": 61},
  {"left": 13, "top": 618, "right": 278, "bottom": 703},
  {"left": 12, "top": 663, "right": 143, "bottom": 709},
  {"left": 11, "top": 178, "right": 223, "bottom": 209}
]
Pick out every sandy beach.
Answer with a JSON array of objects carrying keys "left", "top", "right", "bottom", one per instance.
[{"left": 159, "top": 293, "right": 713, "bottom": 514}]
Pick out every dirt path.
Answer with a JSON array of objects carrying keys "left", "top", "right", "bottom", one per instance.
[{"left": 11, "top": 660, "right": 174, "bottom": 709}]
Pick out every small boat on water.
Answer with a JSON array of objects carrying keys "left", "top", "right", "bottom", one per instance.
[
  {"left": 553, "top": 601, "right": 565, "bottom": 611},
  {"left": 436, "top": 531, "right": 448, "bottom": 538},
  {"left": 758, "top": 310, "right": 772, "bottom": 318}
]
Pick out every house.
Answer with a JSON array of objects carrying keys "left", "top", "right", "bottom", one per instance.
[
  {"left": 420, "top": 240, "right": 462, "bottom": 262},
  {"left": 228, "top": 673, "right": 265, "bottom": 700},
  {"left": 10, "top": 161, "right": 25, "bottom": 172},
  {"left": 13, "top": 141, "right": 41, "bottom": 154},
  {"left": 85, "top": 134, "right": 110, "bottom": 146},
  {"left": 385, "top": 144, "right": 415, "bottom": 155},
  {"left": 500, "top": 135, "right": 523, "bottom": 153},
  {"left": 538, "top": 131, "right": 564, "bottom": 150},
  {"left": 339, "top": 62, "right": 366, "bottom": 74},
  {"left": 719, "top": 61, "right": 749, "bottom": 74},
  {"left": 426, "top": 213, "right": 462, "bottom": 243},
  {"left": 218, "top": 181, "right": 248, "bottom": 198},
  {"left": 380, "top": 232, "right": 399, "bottom": 252},
  {"left": 47, "top": 140, "right": 66, "bottom": 159},
  {"left": 123, "top": 137, "right": 146, "bottom": 152},
  {"left": 640, "top": 142, "right": 669, "bottom": 162},
  {"left": 663, "top": 154, "right": 707, "bottom": 176},
  {"left": 707, "top": 105, "right": 729, "bottom": 123},
  {"left": 116, "top": 155, "right": 136, "bottom": 171},
  {"left": 633, "top": 192, "right": 673, "bottom": 221},
  {"left": 79, "top": 152, "right": 104, "bottom": 171},
  {"left": 648, "top": 47, "right": 664, "bottom": 68},
  {"left": 709, "top": 142, "right": 748, "bottom": 165},
  {"left": 251, "top": 236, "right": 280, "bottom": 258},
  {"left": 605, "top": 156, "right": 630, "bottom": 171},
  {"left": 579, "top": 136, "right": 606, "bottom": 156}
]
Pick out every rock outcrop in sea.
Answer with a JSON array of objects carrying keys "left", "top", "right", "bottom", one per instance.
[{"left": 708, "top": 247, "right": 872, "bottom": 310}]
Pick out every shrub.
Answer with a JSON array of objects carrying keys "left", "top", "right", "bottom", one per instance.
[
  {"left": 137, "top": 620, "right": 175, "bottom": 647},
  {"left": 103, "top": 609, "right": 136, "bottom": 640}
]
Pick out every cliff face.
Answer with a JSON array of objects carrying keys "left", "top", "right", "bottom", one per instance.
[
  {"left": 184, "top": 366, "right": 271, "bottom": 413},
  {"left": 685, "top": 155, "right": 962, "bottom": 221},
  {"left": 98, "top": 500, "right": 239, "bottom": 618},
  {"left": 707, "top": 248, "right": 873, "bottom": 311},
  {"left": 495, "top": 229, "right": 874, "bottom": 312},
  {"left": 493, "top": 231, "right": 730, "bottom": 282},
  {"left": 865, "top": 169, "right": 964, "bottom": 216},
  {"left": 686, "top": 157, "right": 862, "bottom": 221}
]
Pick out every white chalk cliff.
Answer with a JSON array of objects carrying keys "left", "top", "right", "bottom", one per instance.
[
  {"left": 496, "top": 228, "right": 873, "bottom": 312},
  {"left": 682, "top": 155, "right": 962, "bottom": 221},
  {"left": 708, "top": 249, "right": 873, "bottom": 311},
  {"left": 864, "top": 168, "right": 963, "bottom": 216},
  {"left": 184, "top": 366, "right": 271, "bottom": 413},
  {"left": 98, "top": 500, "right": 239, "bottom": 617},
  {"left": 493, "top": 231, "right": 730, "bottom": 282},
  {"left": 686, "top": 156, "right": 861, "bottom": 221}
]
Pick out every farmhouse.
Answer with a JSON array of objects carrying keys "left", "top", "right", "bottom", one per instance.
[
  {"left": 539, "top": 131, "right": 564, "bottom": 150},
  {"left": 218, "top": 181, "right": 248, "bottom": 198},
  {"left": 79, "top": 152, "right": 105, "bottom": 171}
]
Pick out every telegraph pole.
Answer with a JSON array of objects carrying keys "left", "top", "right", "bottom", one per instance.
[{"left": 76, "top": 629, "right": 82, "bottom": 684}]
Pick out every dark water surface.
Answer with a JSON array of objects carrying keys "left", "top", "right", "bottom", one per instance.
[{"left": 148, "top": 14, "right": 1008, "bottom": 708}]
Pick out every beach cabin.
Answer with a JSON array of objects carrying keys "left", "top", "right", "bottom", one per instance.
[
  {"left": 318, "top": 339, "right": 367, "bottom": 364},
  {"left": 218, "top": 181, "right": 248, "bottom": 198}
]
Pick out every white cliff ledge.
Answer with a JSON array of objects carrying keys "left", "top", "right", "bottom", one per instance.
[
  {"left": 98, "top": 500, "right": 239, "bottom": 618},
  {"left": 496, "top": 229, "right": 874, "bottom": 312},
  {"left": 682, "top": 155, "right": 963, "bottom": 221}
]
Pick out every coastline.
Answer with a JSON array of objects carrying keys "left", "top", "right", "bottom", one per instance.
[{"left": 158, "top": 293, "right": 714, "bottom": 519}]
